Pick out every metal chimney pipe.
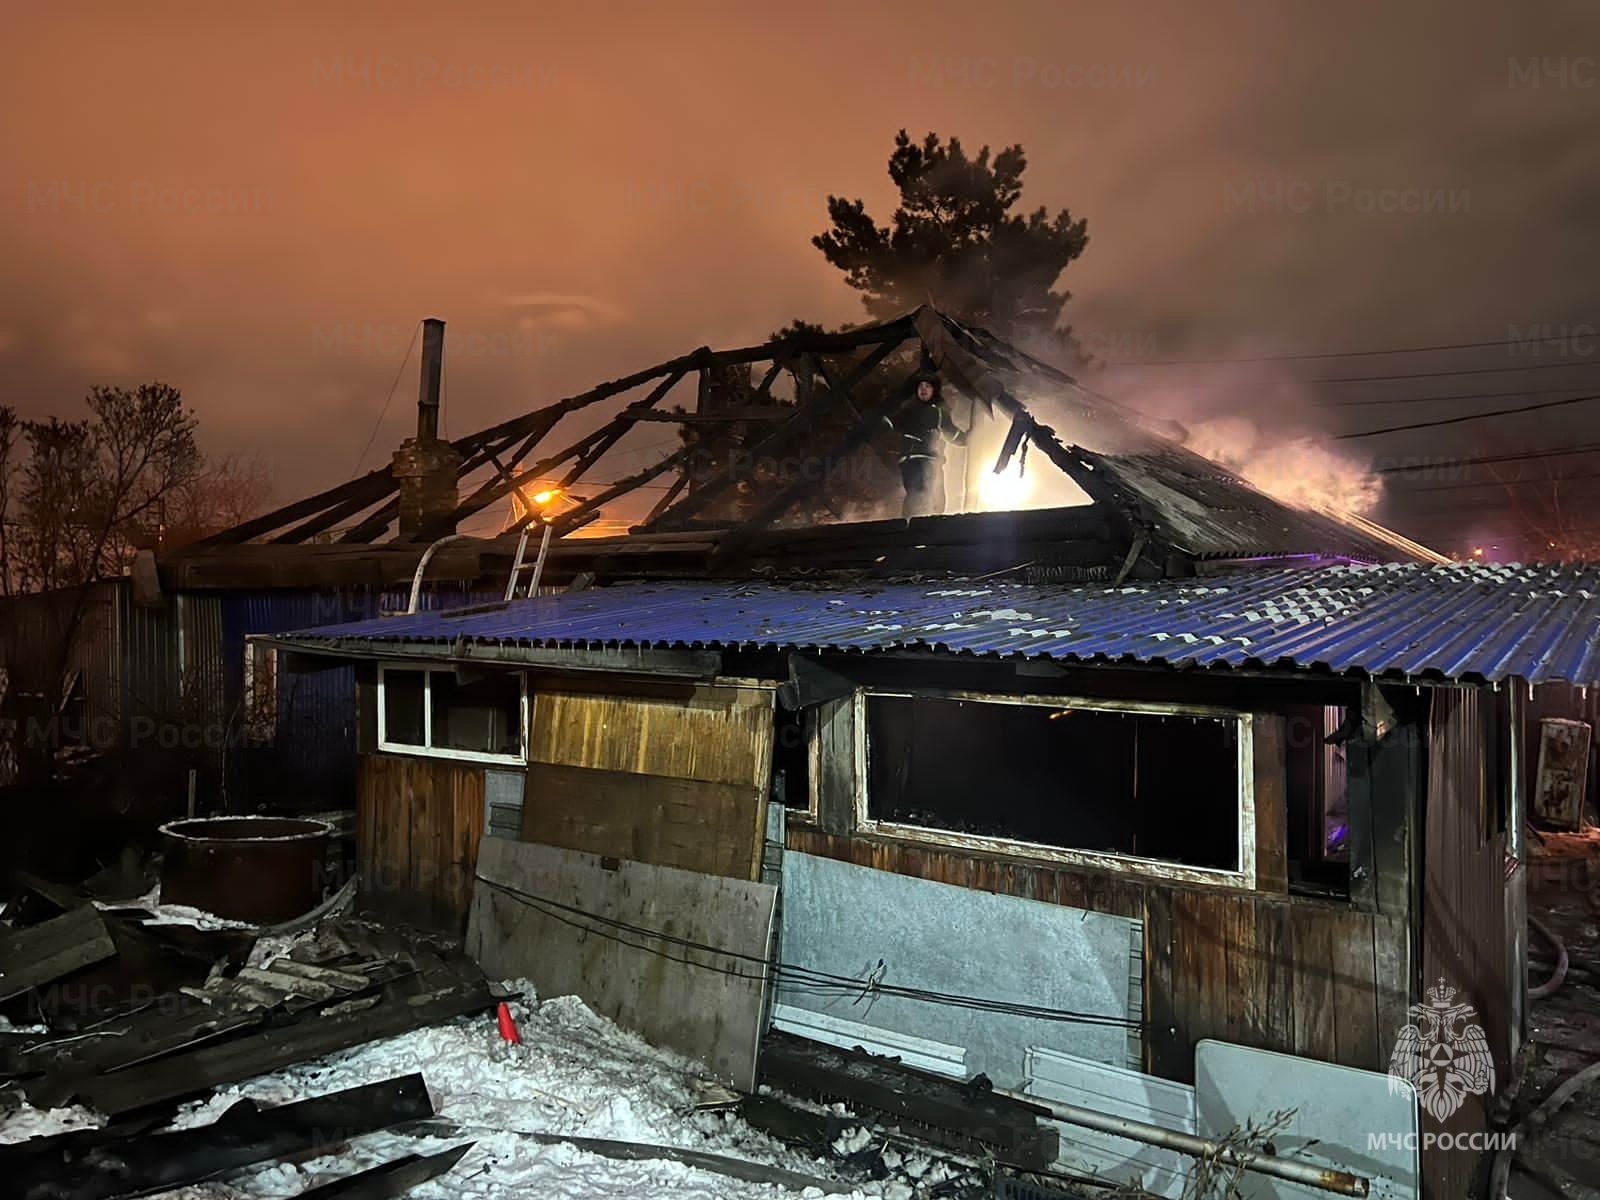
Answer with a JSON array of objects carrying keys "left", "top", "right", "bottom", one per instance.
[{"left": 417, "top": 317, "right": 446, "bottom": 442}]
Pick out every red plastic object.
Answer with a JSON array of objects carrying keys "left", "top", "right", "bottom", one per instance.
[{"left": 496, "top": 1001, "right": 522, "bottom": 1044}]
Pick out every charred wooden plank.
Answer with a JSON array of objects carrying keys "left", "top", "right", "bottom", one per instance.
[
  {"left": 1256, "top": 900, "right": 1296, "bottom": 1056},
  {"left": 16, "top": 993, "right": 267, "bottom": 1107},
  {"left": 1289, "top": 905, "right": 1337, "bottom": 1062},
  {"left": 0, "top": 905, "right": 117, "bottom": 1003},
  {"left": 737, "top": 1093, "right": 852, "bottom": 1156},
  {"left": 626, "top": 407, "right": 795, "bottom": 423},
  {"left": 408, "top": 1118, "right": 844, "bottom": 1193},
  {"left": 758, "top": 1031, "right": 1058, "bottom": 1169},
  {"left": 289, "top": 1142, "right": 475, "bottom": 1198},
  {"left": 1252, "top": 714, "right": 1290, "bottom": 893},
  {"left": 11, "top": 1074, "right": 433, "bottom": 1199},
  {"left": 1142, "top": 888, "right": 1181, "bottom": 1079},
  {"left": 647, "top": 335, "right": 906, "bottom": 531},
  {"left": 78, "top": 980, "right": 493, "bottom": 1115}
]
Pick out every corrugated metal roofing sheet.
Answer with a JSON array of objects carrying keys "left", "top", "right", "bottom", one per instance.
[{"left": 278, "top": 562, "right": 1600, "bottom": 685}]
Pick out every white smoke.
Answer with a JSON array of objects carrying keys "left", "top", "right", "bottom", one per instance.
[
  {"left": 1183, "top": 414, "right": 1382, "bottom": 514},
  {"left": 1084, "top": 360, "right": 1385, "bottom": 517}
]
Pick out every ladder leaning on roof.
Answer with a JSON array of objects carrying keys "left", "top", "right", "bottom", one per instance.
[{"left": 504, "top": 519, "right": 556, "bottom": 601}]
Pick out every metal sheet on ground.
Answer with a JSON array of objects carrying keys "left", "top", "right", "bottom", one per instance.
[
  {"left": 1024, "top": 1046, "right": 1196, "bottom": 1198},
  {"left": 466, "top": 837, "right": 778, "bottom": 1091},
  {"left": 778, "top": 851, "right": 1142, "bottom": 1086},
  {"left": 1194, "top": 1039, "right": 1419, "bottom": 1200}
]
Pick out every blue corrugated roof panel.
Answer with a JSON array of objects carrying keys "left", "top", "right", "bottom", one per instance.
[{"left": 277, "top": 562, "right": 1600, "bottom": 685}]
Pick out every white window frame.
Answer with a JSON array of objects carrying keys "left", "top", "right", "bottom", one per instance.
[
  {"left": 377, "top": 662, "right": 529, "bottom": 765},
  {"left": 854, "top": 688, "right": 1257, "bottom": 889}
]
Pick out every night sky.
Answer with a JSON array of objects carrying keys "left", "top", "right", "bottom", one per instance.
[{"left": 4, "top": 2, "right": 1596, "bottom": 552}]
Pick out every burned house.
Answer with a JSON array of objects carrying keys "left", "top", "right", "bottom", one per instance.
[
  {"left": 8, "top": 304, "right": 1590, "bottom": 1194},
  {"left": 233, "top": 308, "right": 1600, "bottom": 1197}
]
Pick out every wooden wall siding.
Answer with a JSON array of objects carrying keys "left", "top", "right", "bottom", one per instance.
[
  {"left": 1421, "top": 686, "right": 1511, "bottom": 1199},
  {"left": 523, "top": 686, "right": 775, "bottom": 880},
  {"left": 521, "top": 761, "right": 764, "bottom": 878},
  {"left": 529, "top": 686, "right": 773, "bottom": 784},
  {"left": 357, "top": 753, "right": 486, "bottom": 932},
  {"left": 786, "top": 828, "right": 1407, "bottom": 1084}
]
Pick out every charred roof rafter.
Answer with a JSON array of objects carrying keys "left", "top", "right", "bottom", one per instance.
[{"left": 178, "top": 306, "right": 1442, "bottom": 589}]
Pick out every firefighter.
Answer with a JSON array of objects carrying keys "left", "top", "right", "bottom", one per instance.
[{"left": 890, "top": 372, "right": 966, "bottom": 517}]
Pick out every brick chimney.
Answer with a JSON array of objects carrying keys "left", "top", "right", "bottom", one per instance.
[{"left": 392, "top": 317, "right": 462, "bottom": 540}]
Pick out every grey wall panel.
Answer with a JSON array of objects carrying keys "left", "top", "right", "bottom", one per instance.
[
  {"left": 779, "top": 850, "right": 1141, "bottom": 1086},
  {"left": 484, "top": 767, "right": 526, "bottom": 839},
  {"left": 1194, "top": 1039, "right": 1418, "bottom": 1200},
  {"left": 467, "top": 837, "right": 777, "bottom": 1090}
]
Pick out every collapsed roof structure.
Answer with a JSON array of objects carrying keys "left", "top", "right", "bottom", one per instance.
[{"left": 162, "top": 307, "right": 1442, "bottom": 592}]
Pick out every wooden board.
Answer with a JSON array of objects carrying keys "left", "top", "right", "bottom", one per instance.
[
  {"left": 0, "top": 904, "right": 117, "bottom": 1002},
  {"left": 522, "top": 761, "right": 764, "bottom": 880},
  {"left": 522, "top": 684, "right": 774, "bottom": 880},
  {"left": 356, "top": 754, "right": 488, "bottom": 931},
  {"left": 1251, "top": 714, "right": 1289, "bottom": 893},
  {"left": 79, "top": 982, "right": 491, "bottom": 1115},
  {"left": 1420, "top": 686, "right": 1510, "bottom": 1198},
  {"left": 812, "top": 693, "right": 856, "bottom": 835},
  {"left": 528, "top": 686, "right": 774, "bottom": 785},
  {"left": 467, "top": 837, "right": 777, "bottom": 1090}
]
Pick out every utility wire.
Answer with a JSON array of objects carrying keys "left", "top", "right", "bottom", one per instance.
[
  {"left": 352, "top": 320, "right": 422, "bottom": 478},
  {"left": 1378, "top": 442, "right": 1600, "bottom": 475},
  {"left": 1124, "top": 359, "right": 1600, "bottom": 392},
  {"left": 1336, "top": 392, "right": 1600, "bottom": 440},
  {"left": 1102, "top": 330, "right": 1593, "bottom": 367},
  {"left": 1388, "top": 469, "right": 1600, "bottom": 496},
  {"left": 475, "top": 874, "right": 1144, "bottom": 1031},
  {"left": 1308, "top": 384, "right": 1600, "bottom": 409}
]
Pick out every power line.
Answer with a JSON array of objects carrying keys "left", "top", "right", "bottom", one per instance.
[
  {"left": 352, "top": 320, "right": 421, "bottom": 479},
  {"left": 1388, "top": 469, "right": 1600, "bottom": 495},
  {"left": 1102, "top": 330, "right": 1595, "bottom": 368},
  {"left": 1311, "top": 384, "right": 1600, "bottom": 409},
  {"left": 1336, "top": 393, "right": 1600, "bottom": 440},
  {"left": 1124, "top": 359, "right": 1600, "bottom": 393},
  {"left": 475, "top": 874, "right": 1144, "bottom": 1031},
  {"left": 1376, "top": 441, "right": 1600, "bottom": 474}
]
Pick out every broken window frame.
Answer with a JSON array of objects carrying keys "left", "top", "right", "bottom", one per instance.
[
  {"left": 376, "top": 662, "right": 529, "bottom": 765},
  {"left": 851, "top": 687, "right": 1258, "bottom": 889},
  {"left": 242, "top": 637, "right": 278, "bottom": 742}
]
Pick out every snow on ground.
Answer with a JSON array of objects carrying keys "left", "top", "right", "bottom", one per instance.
[
  {"left": 2, "top": 982, "right": 913, "bottom": 1199},
  {"left": 0, "top": 1096, "right": 101, "bottom": 1143}
]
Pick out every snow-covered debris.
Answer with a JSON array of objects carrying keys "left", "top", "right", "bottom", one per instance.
[{"left": 4, "top": 983, "right": 879, "bottom": 1199}]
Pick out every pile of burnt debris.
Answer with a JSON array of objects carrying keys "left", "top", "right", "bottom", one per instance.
[
  {"left": 1, "top": 1075, "right": 471, "bottom": 1200},
  {"left": 0, "top": 865, "right": 1091, "bottom": 1199},
  {"left": 0, "top": 871, "right": 497, "bottom": 1198}
]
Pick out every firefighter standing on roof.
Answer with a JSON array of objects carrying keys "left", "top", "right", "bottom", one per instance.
[{"left": 890, "top": 372, "right": 966, "bottom": 518}]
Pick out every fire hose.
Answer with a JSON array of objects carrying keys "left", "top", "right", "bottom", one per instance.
[
  {"left": 1491, "top": 1060, "right": 1600, "bottom": 1199},
  {"left": 1528, "top": 914, "right": 1569, "bottom": 1000}
]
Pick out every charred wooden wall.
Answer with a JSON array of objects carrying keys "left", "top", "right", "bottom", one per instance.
[
  {"left": 1420, "top": 685, "right": 1512, "bottom": 1199},
  {"left": 356, "top": 752, "right": 486, "bottom": 931}
]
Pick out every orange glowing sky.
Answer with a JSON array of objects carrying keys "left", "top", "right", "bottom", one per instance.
[{"left": 3, "top": 1, "right": 1596, "bottom": 535}]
